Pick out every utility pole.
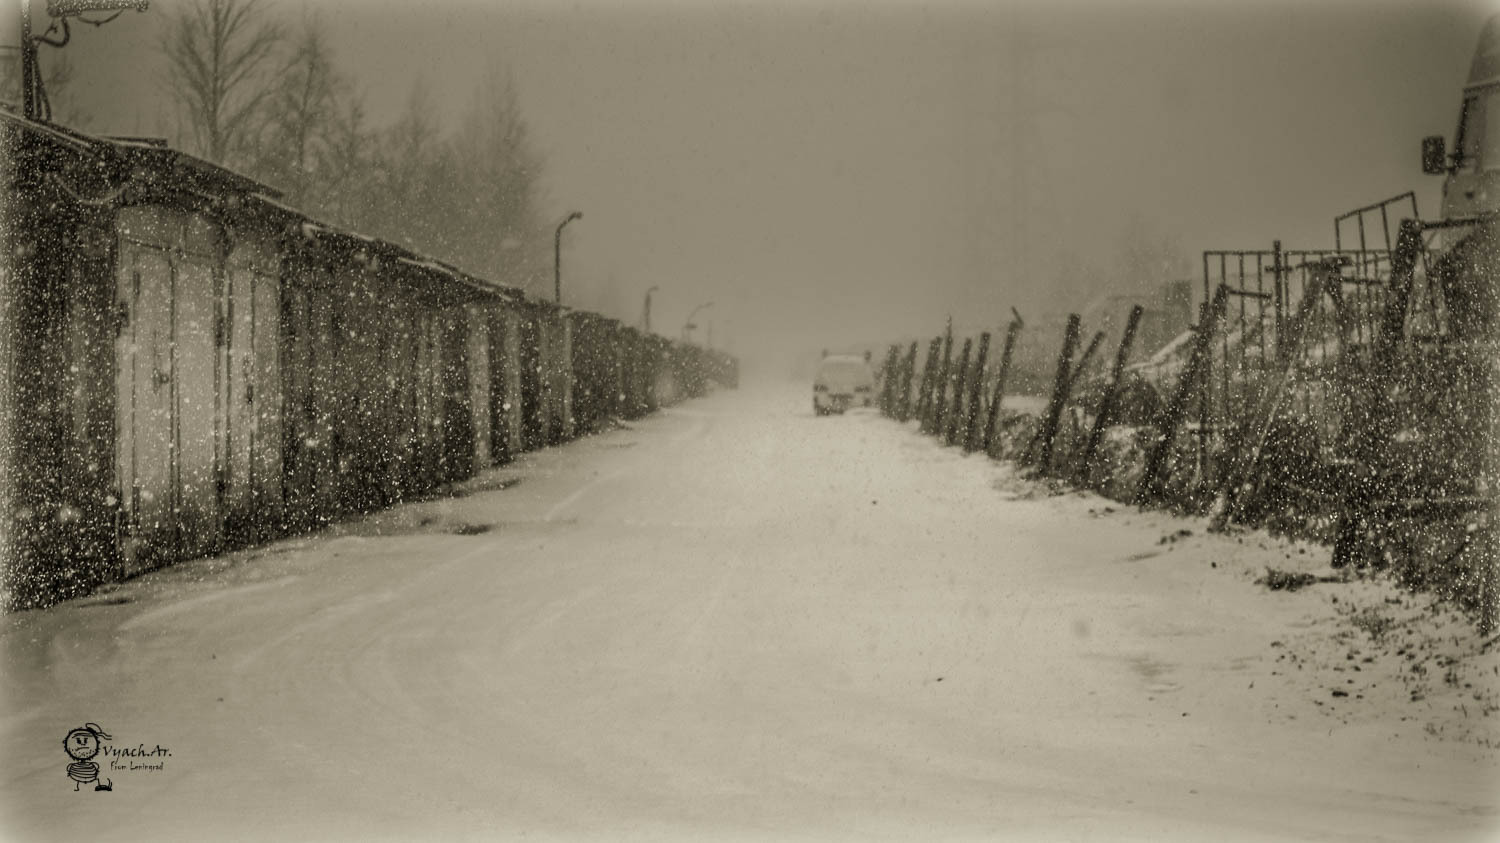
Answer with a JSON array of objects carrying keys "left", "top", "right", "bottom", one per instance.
[
  {"left": 642, "top": 285, "right": 658, "bottom": 333},
  {"left": 20, "top": 0, "right": 35, "bottom": 120},
  {"left": 554, "top": 211, "right": 582, "bottom": 305},
  {"left": 19, "top": 1, "right": 151, "bottom": 122},
  {"left": 682, "top": 301, "right": 713, "bottom": 343}
]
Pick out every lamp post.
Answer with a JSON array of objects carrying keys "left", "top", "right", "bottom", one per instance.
[
  {"left": 553, "top": 210, "right": 582, "bottom": 305},
  {"left": 642, "top": 285, "right": 659, "bottom": 333},
  {"left": 681, "top": 301, "right": 714, "bottom": 343}
]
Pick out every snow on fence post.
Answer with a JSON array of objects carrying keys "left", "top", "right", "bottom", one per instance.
[
  {"left": 1077, "top": 304, "right": 1144, "bottom": 485},
  {"left": 983, "top": 317, "right": 1023, "bottom": 457},
  {"left": 1036, "top": 315, "right": 1082, "bottom": 473},
  {"left": 962, "top": 332, "right": 991, "bottom": 453},
  {"left": 1136, "top": 284, "right": 1230, "bottom": 505},
  {"left": 944, "top": 338, "right": 973, "bottom": 446}
]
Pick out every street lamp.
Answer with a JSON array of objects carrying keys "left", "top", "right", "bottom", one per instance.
[
  {"left": 642, "top": 285, "right": 659, "bottom": 333},
  {"left": 681, "top": 301, "right": 714, "bottom": 343},
  {"left": 553, "top": 210, "right": 582, "bottom": 305}
]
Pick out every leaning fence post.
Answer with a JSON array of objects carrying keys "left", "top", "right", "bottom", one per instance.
[
  {"left": 1062, "top": 330, "right": 1106, "bottom": 399},
  {"left": 915, "top": 336, "right": 940, "bottom": 429},
  {"left": 897, "top": 341, "right": 918, "bottom": 421},
  {"left": 913, "top": 344, "right": 929, "bottom": 426},
  {"left": 927, "top": 330, "right": 954, "bottom": 435},
  {"left": 1036, "top": 315, "right": 1082, "bottom": 473},
  {"left": 962, "top": 332, "right": 991, "bottom": 453},
  {"left": 1332, "top": 219, "right": 1423, "bottom": 568},
  {"left": 1480, "top": 343, "right": 1500, "bottom": 634},
  {"left": 936, "top": 328, "right": 954, "bottom": 435},
  {"left": 1077, "top": 305, "right": 1144, "bottom": 485},
  {"left": 912, "top": 333, "right": 936, "bottom": 429},
  {"left": 1210, "top": 260, "right": 1335, "bottom": 530},
  {"left": 880, "top": 344, "right": 900, "bottom": 416},
  {"left": 982, "top": 317, "right": 1023, "bottom": 456},
  {"left": 915, "top": 337, "right": 935, "bottom": 429},
  {"left": 1271, "top": 239, "right": 1286, "bottom": 362},
  {"left": 1136, "top": 284, "right": 1230, "bottom": 505},
  {"left": 944, "top": 338, "right": 973, "bottom": 446}
]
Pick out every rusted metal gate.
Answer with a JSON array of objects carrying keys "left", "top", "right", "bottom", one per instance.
[
  {"left": 486, "top": 305, "right": 524, "bottom": 464},
  {"left": 113, "top": 206, "right": 285, "bottom": 569},
  {"left": 222, "top": 230, "right": 282, "bottom": 543},
  {"left": 329, "top": 264, "right": 405, "bottom": 513},
  {"left": 113, "top": 207, "right": 225, "bottom": 569},
  {"left": 466, "top": 305, "right": 492, "bottom": 469},
  {"left": 518, "top": 309, "right": 544, "bottom": 452},
  {"left": 280, "top": 264, "right": 338, "bottom": 530},
  {"left": 1187, "top": 194, "right": 1432, "bottom": 487},
  {"left": 543, "top": 311, "right": 573, "bottom": 444},
  {"left": 1332, "top": 212, "right": 1498, "bottom": 576},
  {"left": 115, "top": 215, "right": 174, "bottom": 570},
  {"left": 439, "top": 306, "right": 475, "bottom": 483},
  {"left": 570, "top": 312, "right": 626, "bottom": 435}
]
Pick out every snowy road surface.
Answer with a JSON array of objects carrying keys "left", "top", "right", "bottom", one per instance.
[{"left": 3, "top": 381, "right": 1497, "bottom": 842}]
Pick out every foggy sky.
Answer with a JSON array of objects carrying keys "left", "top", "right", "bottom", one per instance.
[{"left": 7, "top": 0, "right": 1493, "bottom": 371}]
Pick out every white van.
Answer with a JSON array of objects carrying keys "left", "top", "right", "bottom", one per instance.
[
  {"left": 1423, "top": 13, "right": 1500, "bottom": 220},
  {"left": 813, "top": 354, "right": 875, "bottom": 415}
]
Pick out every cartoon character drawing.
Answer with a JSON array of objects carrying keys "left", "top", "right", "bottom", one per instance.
[{"left": 63, "top": 723, "right": 112, "bottom": 792}]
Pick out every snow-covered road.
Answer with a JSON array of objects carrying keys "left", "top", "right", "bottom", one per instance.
[{"left": 3, "top": 381, "right": 1497, "bottom": 842}]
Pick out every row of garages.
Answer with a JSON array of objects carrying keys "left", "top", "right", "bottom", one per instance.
[{"left": 0, "top": 112, "right": 737, "bottom": 610}]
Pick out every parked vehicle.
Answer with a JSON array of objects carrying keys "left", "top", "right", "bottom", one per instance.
[{"left": 813, "top": 353, "right": 875, "bottom": 415}]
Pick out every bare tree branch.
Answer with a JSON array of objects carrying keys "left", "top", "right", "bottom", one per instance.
[{"left": 157, "top": 0, "right": 284, "bottom": 167}]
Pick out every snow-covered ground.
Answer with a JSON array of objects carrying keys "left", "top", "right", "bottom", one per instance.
[{"left": 2, "top": 380, "right": 1496, "bottom": 842}]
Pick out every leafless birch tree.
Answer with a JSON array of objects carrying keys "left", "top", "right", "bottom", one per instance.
[
  {"left": 158, "top": 0, "right": 283, "bottom": 167},
  {"left": 250, "top": 12, "right": 346, "bottom": 207}
]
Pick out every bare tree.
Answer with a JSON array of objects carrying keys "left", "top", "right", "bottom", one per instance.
[
  {"left": 357, "top": 78, "right": 448, "bottom": 252},
  {"left": 449, "top": 67, "right": 547, "bottom": 288},
  {"left": 313, "top": 94, "right": 373, "bottom": 228},
  {"left": 249, "top": 12, "right": 345, "bottom": 207},
  {"left": 243, "top": 62, "right": 550, "bottom": 295},
  {"left": 2, "top": 46, "right": 80, "bottom": 125},
  {"left": 158, "top": 0, "right": 283, "bottom": 167}
]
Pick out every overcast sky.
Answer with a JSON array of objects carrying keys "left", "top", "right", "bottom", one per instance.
[{"left": 7, "top": 0, "right": 1494, "bottom": 369}]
